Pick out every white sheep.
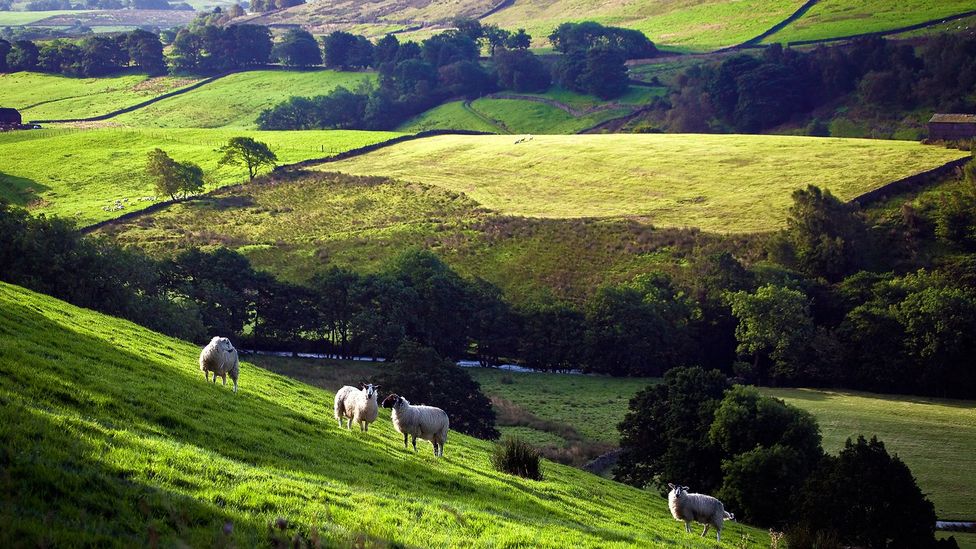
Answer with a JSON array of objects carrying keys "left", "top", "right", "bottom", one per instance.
[
  {"left": 199, "top": 336, "right": 240, "bottom": 393},
  {"left": 334, "top": 383, "right": 380, "bottom": 431},
  {"left": 667, "top": 483, "right": 735, "bottom": 542},
  {"left": 381, "top": 394, "right": 449, "bottom": 457}
]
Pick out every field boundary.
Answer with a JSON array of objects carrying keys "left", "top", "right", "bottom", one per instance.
[
  {"left": 718, "top": 0, "right": 821, "bottom": 51},
  {"left": 80, "top": 130, "right": 491, "bottom": 234},
  {"left": 851, "top": 155, "right": 971, "bottom": 205},
  {"left": 781, "top": 9, "right": 976, "bottom": 47}
]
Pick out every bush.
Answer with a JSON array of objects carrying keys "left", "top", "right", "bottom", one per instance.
[{"left": 491, "top": 437, "right": 543, "bottom": 480}]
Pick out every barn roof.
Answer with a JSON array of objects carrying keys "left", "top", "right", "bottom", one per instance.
[{"left": 930, "top": 113, "right": 976, "bottom": 124}]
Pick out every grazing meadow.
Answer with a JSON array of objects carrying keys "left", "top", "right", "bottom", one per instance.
[
  {"left": 0, "top": 281, "right": 771, "bottom": 547},
  {"left": 321, "top": 134, "right": 969, "bottom": 232},
  {"left": 0, "top": 128, "right": 401, "bottom": 226}
]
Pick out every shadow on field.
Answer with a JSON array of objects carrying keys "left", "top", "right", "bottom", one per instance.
[{"left": 0, "top": 172, "right": 49, "bottom": 208}]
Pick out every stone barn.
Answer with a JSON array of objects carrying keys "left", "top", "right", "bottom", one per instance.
[
  {"left": 929, "top": 113, "right": 976, "bottom": 141},
  {"left": 0, "top": 107, "right": 22, "bottom": 129}
]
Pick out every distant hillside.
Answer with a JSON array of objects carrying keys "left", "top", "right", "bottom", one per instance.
[{"left": 0, "top": 280, "right": 771, "bottom": 547}]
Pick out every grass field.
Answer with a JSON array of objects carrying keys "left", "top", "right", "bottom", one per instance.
[
  {"left": 0, "top": 281, "right": 771, "bottom": 547},
  {"left": 0, "top": 128, "right": 401, "bottom": 226},
  {"left": 113, "top": 70, "right": 377, "bottom": 129},
  {"left": 0, "top": 72, "right": 201, "bottom": 121},
  {"left": 467, "top": 99, "right": 631, "bottom": 134},
  {"left": 398, "top": 101, "right": 504, "bottom": 133},
  {"left": 0, "top": 9, "right": 80, "bottom": 25},
  {"left": 321, "top": 134, "right": 969, "bottom": 232},
  {"left": 472, "top": 370, "right": 976, "bottom": 519},
  {"left": 484, "top": 0, "right": 804, "bottom": 51},
  {"left": 764, "top": 0, "right": 976, "bottom": 44}
]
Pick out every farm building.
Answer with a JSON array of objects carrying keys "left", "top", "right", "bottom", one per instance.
[
  {"left": 928, "top": 113, "right": 976, "bottom": 141},
  {"left": 0, "top": 107, "right": 22, "bottom": 129}
]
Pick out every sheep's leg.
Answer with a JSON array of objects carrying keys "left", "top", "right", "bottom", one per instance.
[
  {"left": 411, "top": 436, "right": 417, "bottom": 452},
  {"left": 403, "top": 433, "right": 409, "bottom": 449},
  {"left": 716, "top": 527, "right": 721, "bottom": 543},
  {"left": 701, "top": 524, "right": 709, "bottom": 537},
  {"left": 220, "top": 373, "right": 227, "bottom": 386},
  {"left": 232, "top": 378, "right": 238, "bottom": 393},
  {"left": 685, "top": 521, "right": 691, "bottom": 533},
  {"left": 203, "top": 371, "right": 209, "bottom": 382}
]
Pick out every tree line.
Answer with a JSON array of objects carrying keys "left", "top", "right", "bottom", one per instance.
[
  {"left": 3, "top": 160, "right": 976, "bottom": 400},
  {"left": 257, "top": 20, "right": 655, "bottom": 130},
  {"left": 663, "top": 34, "right": 976, "bottom": 134}
]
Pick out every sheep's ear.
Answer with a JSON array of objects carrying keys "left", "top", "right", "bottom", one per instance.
[
  {"left": 682, "top": 486, "right": 690, "bottom": 491},
  {"left": 668, "top": 483, "right": 675, "bottom": 490}
]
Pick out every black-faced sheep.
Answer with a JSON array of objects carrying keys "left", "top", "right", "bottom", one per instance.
[
  {"left": 381, "top": 394, "right": 449, "bottom": 457},
  {"left": 668, "top": 483, "right": 735, "bottom": 542},
  {"left": 334, "top": 383, "right": 380, "bottom": 431},
  {"left": 199, "top": 336, "right": 240, "bottom": 393}
]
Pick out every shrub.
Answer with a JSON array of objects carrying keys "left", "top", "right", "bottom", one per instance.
[{"left": 491, "top": 437, "right": 543, "bottom": 480}]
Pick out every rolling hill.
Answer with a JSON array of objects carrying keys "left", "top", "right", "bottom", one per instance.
[
  {"left": 0, "top": 280, "right": 771, "bottom": 547},
  {"left": 762, "top": 0, "right": 976, "bottom": 44},
  {"left": 0, "top": 128, "right": 402, "bottom": 226},
  {"left": 0, "top": 72, "right": 202, "bottom": 122},
  {"left": 317, "top": 134, "right": 968, "bottom": 232}
]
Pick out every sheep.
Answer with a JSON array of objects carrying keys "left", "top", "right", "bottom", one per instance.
[
  {"left": 381, "top": 393, "right": 449, "bottom": 457},
  {"left": 334, "top": 383, "right": 380, "bottom": 432},
  {"left": 667, "top": 483, "right": 735, "bottom": 542},
  {"left": 199, "top": 336, "right": 240, "bottom": 393}
]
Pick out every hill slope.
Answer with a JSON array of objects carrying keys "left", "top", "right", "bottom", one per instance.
[
  {"left": 318, "top": 134, "right": 968, "bottom": 232},
  {"left": 0, "top": 281, "right": 769, "bottom": 546},
  {"left": 0, "top": 127, "right": 401, "bottom": 226}
]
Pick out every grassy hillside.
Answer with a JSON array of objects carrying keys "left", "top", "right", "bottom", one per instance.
[
  {"left": 113, "top": 70, "right": 377, "bottom": 129},
  {"left": 0, "top": 281, "right": 770, "bottom": 547},
  {"left": 398, "top": 101, "right": 505, "bottom": 133},
  {"left": 98, "top": 170, "right": 714, "bottom": 302},
  {"left": 764, "top": 0, "right": 976, "bottom": 44},
  {"left": 470, "top": 369, "right": 976, "bottom": 519},
  {"left": 0, "top": 128, "right": 401, "bottom": 226},
  {"left": 485, "top": 0, "right": 803, "bottom": 52},
  {"left": 0, "top": 72, "right": 201, "bottom": 121},
  {"left": 321, "top": 134, "right": 968, "bottom": 232},
  {"left": 0, "top": 9, "right": 80, "bottom": 25}
]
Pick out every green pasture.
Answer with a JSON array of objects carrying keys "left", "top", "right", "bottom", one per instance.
[
  {"left": 0, "top": 128, "right": 401, "bottom": 226},
  {"left": 0, "top": 72, "right": 201, "bottom": 121},
  {"left": 764, "top": 0, "right": 976, "bottom": 44},
  {"left": 0, "top": 9, "right": 80, "bottom": 25},
  {"left": 0, "top": 281, "right": 771, "bottom": 547},
  {"left": 321, "top": 134, "right": 969, "bottom": 232},
  {"left": 112, "top": 70, "right": 377, "bottom": 128}
]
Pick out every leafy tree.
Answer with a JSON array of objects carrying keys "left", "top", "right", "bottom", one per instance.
[
  {"left": 795, "top": 436, "right": 937, "bottom": 548},
  {"left": 770, "top": 185, "right": 869, "bottom": 281},
  {"left": 548, "top": 21, "right": 656, "bottom": 58},
  {"left": 580, "top": 46, "right": 629, "bottom": 99},
  {"left": 615, "top": 367, "right": 730, "bottom": 492},
  {"left": 421, "top": 31, "right": 479, "bottom": 67},
  {"left": 38, "top": 40, "right": 82, "bottom": 75},
  {"left": 6, "top": 40, "right": 39, "bottom": 72},
  {"left": 584, "top": 274, "right": 696, "bottom": 376},
  {"left": 125, "top": 29, "right": 166, "bottom": 75},
  {"left": 726, "top": 284, "right": 814, "bottom": 385},
  {"left": 217, "top": 137, "right": 277, "bottom": 180},
  {"left": 517, "top": 301, "right": 586, "bottom": 371},
  {"left": 321, "top": 31, "right": 358, "bottom": 69},
  {"left": 273, "top": 29, "right": 321, "bottom": 67},
  {"left": 493, "top": 48, "right": 551, "bottom": 93},
  {"left": 373, "top": 33, "right": 400, "bottom": 66},
  {"left": 710, "top": 386, "right": 823, "bottom": 526},
  {"left": 378, "top": 341, "right": 499, "bottom": 439},
  {"left": 308, "top": 266, "right": 361, "bottom": 358},
  {"left": 505, "top": 28, "right": 531, "bottom": 49},
  {"left": 438, "top": 60, "right": 494, "bottom": 98},
  {"left": 80, "top": 35, "right": 123, "bottom": 76},
  {"left": 480, "top": 24, "right": 510, "bottom": 56},
  {"left": 0, "top": 39, "right": 11, "bottom": 72},
  {"left": 145, "top": 148, "right": 204, "bottom": 200}
]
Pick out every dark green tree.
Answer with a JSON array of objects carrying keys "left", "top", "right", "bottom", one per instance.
[
  {"left": 218, "top": 137, "right": 278, "bottom": 180},
  {"left": 378, "top": 341, "right": 499, "bottom": 439},
  {"left": 273, "top": 29, "right": 322, "bottom": 67}
]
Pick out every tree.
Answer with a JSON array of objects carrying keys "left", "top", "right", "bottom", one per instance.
[
  {"left": 769, "top": 185, "right": 870, "bottom": 281},
  {"left": 217, "top": 137, "right": 277, "bottom": 180},
  {"left": 126, "top": 29, "right": 167, "bottom": 75},
  {"left": 710, "top": 386, "right": 823, "bottom": 527},
  {"left": 321, "top": 31, "right": 358, "bottom": 69},
  {"left": 615, "top": 367, "right": 730, "bottom": 492},
  {"left": 493, "top": 48, "right": 551, "bottom": 93},
  {"left": 517, "top": 301, "right": 586, "bottom": 371},
  {"left": 0, "top": 39, "right": 11, "bottom": 72},
  {"left": 273, "top": 29, "right": 321, "bottom": 67},
  {"left": 480, "top": 24, "right": 510, "bottom": 56},
  {"left": 795, "top": 436, "right": 937, "bottom": 548},
  {"left": 373, "top": 34, "right": 400, "bottom": 66},
  {"left": 378, "top": 341, "right": 499, "bottom": 439},
  {"left": 582, "top": 47, "right": 629, "bottom": 99},
  {"left": 7, "top": 40, "right": 39, "bottom": 72},
  {"left": 145, "top": 148, "right": 204, "bottom": 200},
  {"left": 726, "top": 284, "right": 814, "bottom": 385},
  {"left": 505, "top": 28, "right": 531, "bottom": 50}
]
